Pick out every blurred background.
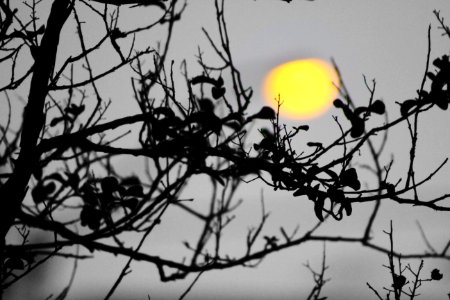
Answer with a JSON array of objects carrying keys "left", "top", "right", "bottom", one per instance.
[{"left": 3, "top": 0, "right": 450, "bottom": 299}]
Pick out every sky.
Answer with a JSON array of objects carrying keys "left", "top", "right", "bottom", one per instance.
[{"left": 3, "top": 0, "right": 450, "bottom": 299}]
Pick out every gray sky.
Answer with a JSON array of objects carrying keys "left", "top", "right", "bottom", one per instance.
[
  {"left": 138, "top": 2, "right": 450, "bottom": 298},
  {"left": 4, "top": 0, "right": 450, "bottom": 299}
]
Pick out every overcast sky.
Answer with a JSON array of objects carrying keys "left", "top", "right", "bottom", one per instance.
[{"left": 4, "top": 0, "right": 450, "bottom": 299}]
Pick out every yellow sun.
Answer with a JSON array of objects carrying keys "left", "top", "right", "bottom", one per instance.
[{"left": 263, "top": 59, "right": 339, "bottom": 120}]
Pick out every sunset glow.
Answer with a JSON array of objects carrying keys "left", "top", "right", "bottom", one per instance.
[{"left": 264, "top": 59, "right": 339, "bottom": 119}]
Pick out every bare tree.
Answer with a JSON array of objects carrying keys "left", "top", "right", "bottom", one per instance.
[{"left": 0, "top": 0, "right": 449, "bottom": 298}]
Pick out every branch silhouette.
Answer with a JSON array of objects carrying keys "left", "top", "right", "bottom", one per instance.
[{"left": 0, "top": 0, "right": 449, "bottom": 298}]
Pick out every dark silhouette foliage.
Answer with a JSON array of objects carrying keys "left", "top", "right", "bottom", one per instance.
[{"left": 0, "top": 0, "right": 449, "bottom": 298}]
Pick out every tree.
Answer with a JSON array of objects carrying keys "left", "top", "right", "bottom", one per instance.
[{"left": 0, "top": 0, "right": 449, "bottom": 298}]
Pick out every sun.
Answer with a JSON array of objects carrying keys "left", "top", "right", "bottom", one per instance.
[{"left": 263, "top": 59, "right": 339, "bottom": 120}]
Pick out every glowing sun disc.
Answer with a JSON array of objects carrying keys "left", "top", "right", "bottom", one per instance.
[{"left": 263, "top": 59, "right": 339, "bottom": 120}]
